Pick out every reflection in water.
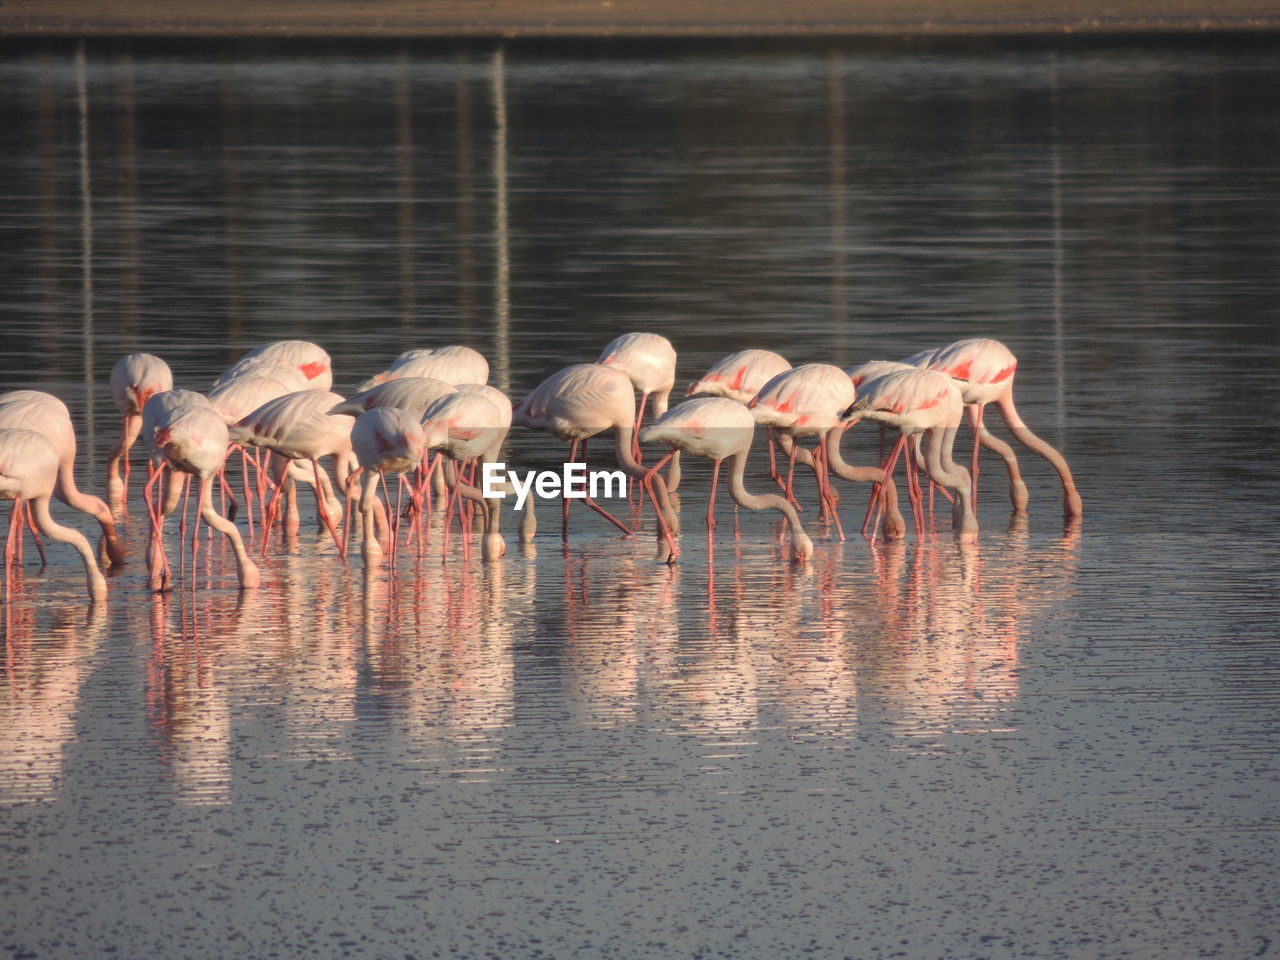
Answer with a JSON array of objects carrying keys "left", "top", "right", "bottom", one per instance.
[
  {"left": 2, "top": 38, "right": 1279, "bottom": 959},
  {"left": 0, "top": 599, "right": 106, "bottom": 804}
]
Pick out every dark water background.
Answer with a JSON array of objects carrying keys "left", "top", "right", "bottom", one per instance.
[{"left": 1, "top": 37, "right": 1278, "bottom": 959}]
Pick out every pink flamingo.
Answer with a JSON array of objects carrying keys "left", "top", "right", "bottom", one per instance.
[
  {"left": 1, "top": 428, "right": 108, "bottom": 602},
  {"left": 842, "top": 368, "right": 977, "bottom": 543},
  {"left": 145, "top": 405, "right": 260, "bottom": 591},
  {"left": 687, "top": 349, "right": 792, "bottom": 404},
  {"left": 640, "top": 396, "right": 812, "bottom": 562},
  {"left": 330, "top": 377, "right": 464, "bottom": 514},
  {"left": 749, "top": 364, "right": 904, "bottom": 540},
  {"left": 513, "top": 363, "right": 679, "bottom": 562},
  {"left": 208, "top": 374, "right": 304, "bottom": 534},
  {"left": 913, "top": 338, "right": 1080, "bottom": 518},
  {"left": 0, "top": 391, "right": 126, "bottom": 568},
  {"left": 349, "top": 408, "right": 426, "bottom": 568},
  {"left": 331, "top": 377, "right": 458, "bottom": 420},
  {"left": 419, "top": 391, "right": 511, "bottom": 562},
  {"left": 687, "top": 348, "right": 793, "bottom": 487},
  {"left": 106, "top": 352, "right": 173, "bottom": 506},
  {"left": 598, "top": 332, "right": 680, "bottom": 486},
  {"left": 231, "top": 390, "right": 354, "bottom": 554},
  {"left": 214, "top": 341, "right": 333, "bottom": 392},
  {"left": 355, "top": 346, "right": 489, "bottom": 392}
]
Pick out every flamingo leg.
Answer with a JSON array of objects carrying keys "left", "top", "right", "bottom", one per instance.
[
  {"left": 784, "top": 438, "right": 800, "bottom": 509},
  {"left": 21, "top": 501, "right": 49, "bottom": 569},
  {"left": 142, "top": 465, "right": 172, "bottom": 591},
  {"left": 5, "top": 500, "right": 21, "bottom": 573},
  {"left": 815, "top": 442, "right": 845, "bottom": 542},
  {"left": 311, "top": 459, "right": 345, "bottom": 556},
  {"left": 706, "top": 458, "right": 721, "bottom": 532},
  {"left": 970, "top": 401, "right": 985, "bottom": 518},
  {"left": 767, "top": 428, "right": 782, "bottom": 489},
  {"left": 240, "top": 448, "right": 256, "bottom": 539},
  {"left": 379, "top": 470, "right": 396, "bottom": 563},
  {"left": 562, "top": 439, "right": 580, "bottom": 539},
  {"left": 864, "top": 433, "right": 907, "bottom": 543},
  {"left": 905, "top": 440, "right": 926, "bottom": 541},
  {"left": 640, "top": 470, "right": 679, "bottom": 563}
]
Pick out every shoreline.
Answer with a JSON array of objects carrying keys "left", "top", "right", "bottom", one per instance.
[{"left": 3, "top": 0, "right": 1279, "bottom": 39}]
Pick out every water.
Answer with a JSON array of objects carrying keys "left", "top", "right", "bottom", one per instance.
[{"left": 2, "top": 37, "right": 1280, "bottom": 959}]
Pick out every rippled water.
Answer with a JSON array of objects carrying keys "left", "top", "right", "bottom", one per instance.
[{"left": 2, "top": 37, "right": 1279, "bottom": 959}]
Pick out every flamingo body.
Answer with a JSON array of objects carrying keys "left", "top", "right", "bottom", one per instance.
[
  {"left": 687, "top": 349, "right": 791, "bottom": 405},
  {"left": 641, "top": 397, "right": 813, "bottom": 561},
  {"left": 208, "top": 376, "right": 296, "bottom": 425},
  {"left": 513, "top": 364, "right": 637, "bottom": 441},
  {"left": 749, "top": 364, "right": 855, "bottom": 436},
  {"left": 0, "top": 427, "right": 107, "bottom": 600},
  {"left": 232, "top": 390, "right": 354, "bottom": 461},
  {"left": 0, "top": 390, "right": 126, "bottom": 566},
  {"left": 355, "top": 346, "right": 489, "bottom": 392},
  {"left": 219, "top": 341, "right": 332, "bottom": 392},
  {"left": 598, "top": 332, "right": 677, "bottom": 413},
  {"left": 329, "top": 377, "right": 458, "bottom": 420}
]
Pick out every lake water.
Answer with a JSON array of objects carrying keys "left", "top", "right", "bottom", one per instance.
[{"left": 2, "top": 36, "right": 1279, "bottom": 959}]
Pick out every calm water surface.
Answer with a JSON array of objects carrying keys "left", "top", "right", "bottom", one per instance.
[{"left": 1, "top": 38, "right": 1279, "bottom": 959}]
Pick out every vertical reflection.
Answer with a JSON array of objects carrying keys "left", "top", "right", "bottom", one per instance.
[
  {"left": 395, "top": 46, "right": 417, "bottom": 333},
  {"left": 112, "top": 48, "right": 140, "bottom": 338},
  {"left": 491, "top": 46, "right": 511, "bottom": 395},
  {"left": 0, "top": 605, "right": 107, "bottom": 804},
  {"left": 76, "top": 40, "right": 95, "bottom": 443},
  {"left": 828, "top": 50, "right": 848, "bottom": 359},
  {"left": 455, "top": 50, "right": 476, "bottom": 329},
  {"left": 146, "top": 593, "right": 239, "bottom": 806},
  {"left": 35, "top": 51, "right": 61, "bottom": 346},
  {"left": 221, "top": 57, "right": 244, "bottom": 340},
  {"left": 1049, "top": 55, "right": 1066, "bottom": 440}
]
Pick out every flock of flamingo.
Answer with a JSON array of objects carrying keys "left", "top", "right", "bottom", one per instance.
[{"left": 0, "top": 333, "right": 1081, "bottom": 602}]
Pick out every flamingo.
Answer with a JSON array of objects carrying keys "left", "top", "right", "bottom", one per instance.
[
  {"left": 0, "top": 391, "right": 126, "bottom": 568},
  {"left": 688, "top": 348, "right": 794, "bottom": 487},
  {"left": 513, "top": 363, "right": 679, "bottom": 562},
  {"left": 208, "top": 374, "right": 305, "bottom": 533},
  {"left": 231, "top": 390, "right": 354, "bottom": 554},
  {"left": 145, "top": 405, "right": 260, "bottom": 590},
  {"left": 330, "top": 377, "right": 458, "bottom": 420},
  {"left": 214, "top": 341, "right": 332, "bottom": 392},
  {"left": 105, "top": 352, "right": 173, "bottom": 506},
  {"left": 687, "top": 349, "right": 791, "bottom": 404},
  {"left": 211, "top": 357, "right": 309, "bottom": 393},
  {"left": 842, "top": 367, "right": 977, "bottom": 543},
  {"left": 749, "top": 364, "right": 904, "bottom": 541},
  {"left": 640, "top": 396, "right": 812, "bottom": 562},
  {"left": 348, "top": 408, "right": 426, "bottom": 567},
  {"left": 912, "top": 338, "right": 1080, "bottom": 518},
  {"left": 1, "top": 428, "right": 108, "bottom": 602},
  {"left": 354, "top": 346, "right": 489, "bottom": 392},
  {"left": 419, "top": 391, "right": 511, "bottom": 562},
  {"left": 598, "top": 332, "right": 680, "bottom": 487}
]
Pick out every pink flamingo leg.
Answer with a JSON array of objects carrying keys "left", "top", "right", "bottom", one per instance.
[
  {"left": 142, "top": 465, "right": 172, "bottom": 591},
  {"left": 311, "top": 459, "right": 345, "bottom": 556},
  {"left": 21, "top": 501, "right": 49, "bottom": 568},
  {"left": 562, "top": 439, "right": 580, "bottom": 539},
  {"left": 640, "top": 468, "right": 679, "bottom": 563},
  {"left": 820, "top": 443, "right": 846, "bottom": 542},
  {"left": 905, "top": 441, "right": 926, "bottom": 541},
  {"left": 864, "top": 433, "right": 907, "bottom": 543},
  {"left": 970, "top": 401, "right": 985, "bottom": 518},
  {"left": 5, "top": 500, "right": 22, "bottom": 574}
]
